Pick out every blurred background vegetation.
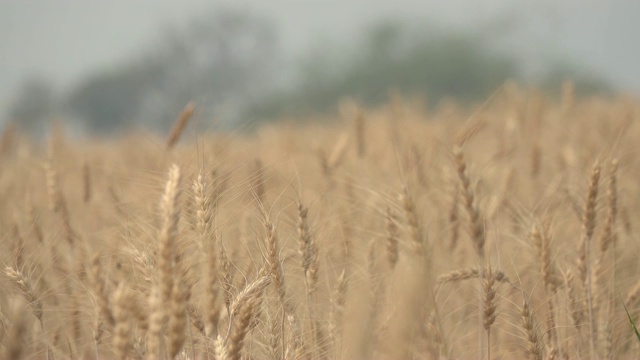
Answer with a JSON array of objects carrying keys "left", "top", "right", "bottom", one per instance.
[{"left": 4, "top": 8, "right": 613, "bottom": 135}]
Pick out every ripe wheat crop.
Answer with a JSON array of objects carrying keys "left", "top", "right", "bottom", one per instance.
[{"left": 1, "top": 83, "right": 640, "bottom": 359}]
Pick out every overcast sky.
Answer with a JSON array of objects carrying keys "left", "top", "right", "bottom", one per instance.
[{"left": 1, "top": 0, "right": 639, "bottom": 114}]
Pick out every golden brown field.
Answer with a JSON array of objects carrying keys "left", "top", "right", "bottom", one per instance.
[{"left": 1, "top": 83, "right": 640, "bottom": 359}]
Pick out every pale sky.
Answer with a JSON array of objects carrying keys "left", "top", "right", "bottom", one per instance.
[{"left": 1, "top": 0, "right": 639, "bottom": 115}]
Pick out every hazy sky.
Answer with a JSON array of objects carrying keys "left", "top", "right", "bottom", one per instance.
[{"left": 1, "top": 0, "right": 639, "bottom": 115}]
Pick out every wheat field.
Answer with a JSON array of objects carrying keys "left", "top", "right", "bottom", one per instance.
[{"left": 1, "top": 83, "right": 640, "bottom": 359}]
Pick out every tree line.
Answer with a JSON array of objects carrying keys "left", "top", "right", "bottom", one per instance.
[{"left": 6, "top": 10, "right": 611, "bottom": 135}]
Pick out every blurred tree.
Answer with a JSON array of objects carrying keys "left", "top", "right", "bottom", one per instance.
[
  {"left": 7, "top": 77, "right": 57, "bottom": 134},
  {"left": 247, "top": 22, "right": 521, "bottom": 119},
  {"left": 54, "top": 12, "right": 613, "bottom": 133},
  {"left": 66, "top": 64, "right": 160, "bottom": 134},
  {"left": 538, "top": 60, "right": 612, "bottom": 97},
  {"left": 65, "top": 9, "right": 279, "bottom": 133},
  {"left": 139, "top": 10, "right": 279, "bottom": 129}
]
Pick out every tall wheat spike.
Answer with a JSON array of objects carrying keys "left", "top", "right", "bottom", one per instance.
[
  {"left": 453, "top": 146, "right": 485, "bottom": 260},
  {"left": 167, "top": 102, "right": 195, "bottom": 149},
  {"left": 158, "top": 164, "right": 182, "bottom": 303}
]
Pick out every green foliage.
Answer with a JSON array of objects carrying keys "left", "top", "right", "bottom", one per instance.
[
  {"left": 5, "top": 12, "right": 615, "bottom": 133},
  {"left": 539, "top": 60, "right": 612, "bottom": 97},
  {"left": 248, "top": 22, "right": 520, "bottom": 119},
  {"left": 65, "top": 9, "right": 279, "bottom": 133},
  {"left": 7, "top": 78, "right": 57, "bottom": 134},
  {"left": 66, "top": 64, "right": 160, "bottom": 133},
  {"left": 622, "top": 297, "right": 640, "bottom": 343}
]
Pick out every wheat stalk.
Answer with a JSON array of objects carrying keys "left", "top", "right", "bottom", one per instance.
[
  {"left": 4, "top": 300, "right": 28, "bottom": 360},
  {"left": 168, "top": 280, "right": 187, "bottom": 359}
]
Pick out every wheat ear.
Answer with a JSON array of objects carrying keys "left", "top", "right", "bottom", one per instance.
[
  {"left": 483, "top": 266, "right": 498, "bottom": 360},
  {"left": 385, "top": 205, "right": 399, "bottom": 269},
  {"left": 166, "top": 101, "right": 195, "bottom": 149},
  {"left": 225, "top": 275, "right": 269, "bottom": 360},
  {"left": 297, "top": 199, "right": 321, "bottom": 356},
  {"left": 158, "top": 164, "right": 182, "bottom": 303},
  {"left": 521, "top": 298, "right": 543, "bottom": 360},
  {"left": 194, "top": 173, "right": 221, "bottom": 340},
  {"left": 5, "top": 266, "right": 51, "bottom": 360},
  {"left": 400, "top": 185, "right": 424, "bottom": 254},
  {"left": 453, "top": 146, "right": 485, "bottom": 259},
  {"left": 261, "top": 210, "right": 289, "bottom": 312},
  {"left": 577, "top": 162, "right": 600, "bottom": 358}
]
